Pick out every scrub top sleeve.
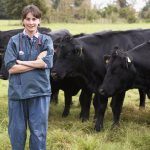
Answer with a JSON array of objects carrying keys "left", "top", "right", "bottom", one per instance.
[
  {"left": 42, "top": 37, "right": 54, "bottom": 69},
  {"left": 4, "top": 38, "right": 18, "bottom": 70}
]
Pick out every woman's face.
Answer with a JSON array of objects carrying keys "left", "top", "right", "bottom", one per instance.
[{"left": 23, "top": 12, "right": 40, "bottom": 35}]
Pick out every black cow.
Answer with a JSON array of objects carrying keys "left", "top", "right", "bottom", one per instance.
[
  {"left": 50, "top": 31, "right": 93, "bottom": 119},
  {"left": 51, "top": 29, "right": 150, "bottom": 131},
  {"left": 100, "top": 41, "right": 150, "bottom": 96},
  {"left": 46, "top": 29, "right": 73, "bottom": 105}
]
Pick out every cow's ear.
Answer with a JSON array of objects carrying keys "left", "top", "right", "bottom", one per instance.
[
  {"left": 74, "top": 46, "right": 83, "bottom": 56},
  {"left": 103, "top": 55, "right": 110, "bottom": 64}
]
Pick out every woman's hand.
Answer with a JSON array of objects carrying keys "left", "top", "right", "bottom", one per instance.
[{"left": 16, "top": 60, "right": 23, "bottom": 65}]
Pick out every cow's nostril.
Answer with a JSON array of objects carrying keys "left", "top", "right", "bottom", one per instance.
[
  {"left": 99, "top": 88, "right": 105, "bottom": 95},
  {"left": 51, "top": 72, "right": 58, "bottom": 80}
]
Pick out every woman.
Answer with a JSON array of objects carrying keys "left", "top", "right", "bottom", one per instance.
[{"left": 4, "top": 4, "right": 54, "bottom": 150}]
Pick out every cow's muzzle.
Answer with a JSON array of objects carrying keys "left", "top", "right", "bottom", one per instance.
[
  {"left": 99, "top": 88, "right": 106, "bottom": 96},
  {"left": 51, "top": 72, "right": 58, "bottom": 80}
]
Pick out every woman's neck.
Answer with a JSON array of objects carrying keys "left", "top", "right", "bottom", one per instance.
[{"left": 25, "top": 29, "right": 37, "bottom": 38}]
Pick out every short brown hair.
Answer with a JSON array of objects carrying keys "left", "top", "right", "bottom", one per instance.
[{"left": 22, "top": 4, "right": 42, "bottom": 20}]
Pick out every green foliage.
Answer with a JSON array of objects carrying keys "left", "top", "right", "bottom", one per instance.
[
  {"left": 101, "top": 4, "right": 118, "bottom": 18},
  {"left": 119, "top": 6, "right": 137, "bottom": 23},
  {"left": 140, "top": 1, "right": 150, "bottom": 20},
  {"left": 0, "top": 0, "right": 148, "bottom": 23},
  {"left": 3, "top": 0, "right": 50, "bottom": 19},
  {"left": 51, "top": 0, "right": 60, "bottom": 9},
  {"left": 116, "top": 0, "right": 128, "bottom": 8},
  {"left": 25, "top": 0, "right": 49, "bottom": 16},
  {"left": 6, "top": 0, "right": 26, "bottom": 19},
  {"left": 0, "top": 0, "right": 9, "bottom": 19},
  {"left": 100, "top": 5, "right": 120, "bottom": 23},
  {"left": 86, "top": 9, "right": 99, "bottom": 22},
  {"left": 74, "top": 0, "right": 84, "bottom": 7}
]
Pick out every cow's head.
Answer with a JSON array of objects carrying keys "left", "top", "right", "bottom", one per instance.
[
  {"left": 51, "top": 35, "right": 83, "bottom": 80},
  {"left": 99, "top": 47, "right": 136, "bottom": 96}
]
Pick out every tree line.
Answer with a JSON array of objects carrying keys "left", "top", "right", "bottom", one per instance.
[{"left": 0, "top": 0, "right": 150, "bottom": 23}]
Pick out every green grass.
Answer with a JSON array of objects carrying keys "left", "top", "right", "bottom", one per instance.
[
  {"left": 0, "top": 21, "right": 150, "bottom": 150},
  {"left": 1, "top": 80, "right": 150, "bottom": 150},
  {"left": 0, "top": 20, "right": 150, "bottom": 34}
]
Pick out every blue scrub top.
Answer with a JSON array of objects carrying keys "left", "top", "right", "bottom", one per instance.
[{"left": 4, "top": 32, "right": 54, "bottom": 100}]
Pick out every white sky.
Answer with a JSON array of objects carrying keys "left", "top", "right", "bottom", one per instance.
[{"left": 91, "top": 0, "right": 146, "bottom": 11}]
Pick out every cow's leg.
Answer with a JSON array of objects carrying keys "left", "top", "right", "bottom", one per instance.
[
  {"left": 146, "top": 90, "right": 150, "bottom": 99},
  {"left": 138, "top": 89, "right": 146, "bottom": 108},
  {"left": 62, "top": 91, "right": 72, "bottom": 117},
  {"left": 93, "top": 94, "right": 98, "bottom": 120},
  {"left": 111, "top": 91, "right": 125, "bottom": 128},
  {"left": 79, "top": 91, "right": 84, "bottom": 119},
  {"left": 79, "top": 89, "right": 92, "bottom": 122},
  {"left": 94, "top": 94, "right": 108, "bottom": 132},
  {"left": 51, "top": 89, "right": 59, "bottom": 104}
]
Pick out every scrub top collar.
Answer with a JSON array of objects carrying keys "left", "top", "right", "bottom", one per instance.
[{"left": 23, "top": 29, "right": 39, "bottom": 41}]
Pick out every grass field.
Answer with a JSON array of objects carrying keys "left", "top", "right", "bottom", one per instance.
[
  {"left": 0, "top": 21, "right": 150, "bottom": 150},
  {"left": 0, "top": 20, "right": 150, "bottom": 33}
]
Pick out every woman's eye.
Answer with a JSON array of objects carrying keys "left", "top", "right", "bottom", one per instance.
[
  {"left": 32, "top": 18, "right": 36, "bottom": 21},
  {"left": 25, "top": 18, "right": 37, "bottom": 21},
  {"left": 26, "top": 18, "right": 30, "bottom": 21}
]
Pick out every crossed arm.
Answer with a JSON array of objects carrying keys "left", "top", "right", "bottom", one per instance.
[{"left": 8, "top": 51, "right": 47, "bottom": 74}]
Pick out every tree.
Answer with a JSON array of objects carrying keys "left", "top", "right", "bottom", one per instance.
[
  {"left": 140, "top": 0, "right": 150, "bottom": 20},
  {"left": 6, "top": 0, "right": 26, "bottom": 19},
  {"left": 116, "top": 0, "right": 128, "bottom": 8},
  {"left": 51, "top": 0, "right": 60, "bottom": 9},
  {"left": 0, "top": 0, "right": 9, "bottom": 19},
  {"left": 55, "top": 0, "right": 74, "bottom": 22},
  {"left": 6, "top": 0, "right": 50, "bottom": 19},
  {"left": 74, "top": 0, "right": 84, "bottom": 7},
  {"left": 119, "top": 6, "right": 137, "bottom": 23}
]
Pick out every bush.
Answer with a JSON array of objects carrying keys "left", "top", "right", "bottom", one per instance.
[{"left": 119, "top": 7, "right": 137, "bottom": 23}]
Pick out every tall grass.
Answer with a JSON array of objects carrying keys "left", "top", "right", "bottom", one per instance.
[{"left": 0, "top": 21, "right": 150, "bottom": 150}]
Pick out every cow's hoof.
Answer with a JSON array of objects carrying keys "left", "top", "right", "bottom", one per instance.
[
  {"left": 139, "top": 106, "right": 145, "bottom": 110},
  {"left": 79, "top": 112, "right": 83, "bottom": 119},
  {"left": 94, "top": 125, "right": 103, "bottom": 132},
  {"left": 93, "top": 114, "right": 97, "bottom": 120},
  {"left": 79, "top": 113, "right": 89, "bottom": 121},
  {"left": 82, "top": 117, "right": 89, "bottom": 122},
  {"left": 51, "top": 100, "right": 58, "bottom": 105},
  {"left": 62, "top": 110, "right": 69, "bottom": 117},
  {"left": 111, "top": 122, "right": 120, "bottom": 130}
]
